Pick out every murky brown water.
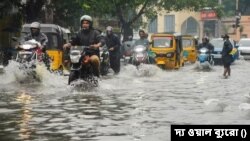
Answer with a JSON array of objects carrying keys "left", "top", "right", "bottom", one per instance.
[{"left": 0, "top": 60, "right": 250, "bottom": 141}]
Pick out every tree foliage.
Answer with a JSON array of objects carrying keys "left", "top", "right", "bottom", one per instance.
[
  {"left": 76, "top": 0, "right": 218, "bottom": 40},
  {"left": 238, "top": 0, "right": 250, "bottom": 15},
  {"left": 50, "top": 0, "right": 83, "bottom": 29},
  {"left": 220, "top": 0, "right": 250, "bottom": 17},
  {"left": 0, "top": 0, "right": 218, "bottom": 32}
]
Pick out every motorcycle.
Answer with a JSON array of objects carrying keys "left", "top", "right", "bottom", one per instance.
[
  {"left": 131, "top": 45, "right": 149, "bottom": 67},
  {"left": 197, "top": 47, "right": 214, "bottom": 69},
  {"left": 100, "top": 45, "right": 110, "bottom": 76},
  {"left": 68, "top": 46, "right": 98, "bottom": 86},
  {"left": 14, "top": 39, "right": 50, "bottom": 77}
]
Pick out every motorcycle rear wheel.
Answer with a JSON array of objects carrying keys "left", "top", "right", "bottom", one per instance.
[
  {"left": 100, "top": 62, "right": 109, "bottom": 75},
  {"left": 68, "top": 71, "right": 79, "bottom": 85}
]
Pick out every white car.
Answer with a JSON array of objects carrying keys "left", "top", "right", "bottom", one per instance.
[{"left": 238, "top": 38, "right": 250, "bottom": 60}]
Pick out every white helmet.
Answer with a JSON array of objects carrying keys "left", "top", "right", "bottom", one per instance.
[
  {"left": 30, "top": 22, "right": 40, "bottom": 29},
  {"left": 80, "top": 15, "right": 93, "bottom": 25},
  {"left": 106, "top": 26, "right": 113, "bottom": 31}
]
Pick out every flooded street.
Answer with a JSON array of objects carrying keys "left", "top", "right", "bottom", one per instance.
[{"left": 1, "top": 60, "right": 250, "bottom": 141}]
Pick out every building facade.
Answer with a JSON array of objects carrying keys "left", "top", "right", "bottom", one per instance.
[
  {"left": 146, "top": 10, "right": 201, "bottom": 39},
  {"left": 145, "top": 9, "right": 250, "bottom": 42}
]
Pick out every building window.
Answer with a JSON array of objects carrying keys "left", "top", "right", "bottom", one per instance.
[
  {"left": 164, "top": 15, "right": 175, "bottom": 32},
  {"left": 186, "top": 17, "right": 197, "bottom": 33},
  {"left": 181, "top": 17, "right": 199, "bottom": 35},
  {"left": 148, "top": 17, "right": 157, "bottom": 33}
]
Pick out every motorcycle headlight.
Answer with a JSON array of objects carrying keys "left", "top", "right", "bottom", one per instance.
[
  {"left": 70, "top": 54, "right": 81, "bottom": 63},
  {"left": 199, "top": 48, "right": 207, "bottom": 53},
  {"left": 166, "top": 52, "right": 174, "bottom": 58},
  {"left": 21, "top": 44, "right": 33, "bottom": 50},
  {"left": 134, "top": 47, "right": 144, "bottom": 52}
]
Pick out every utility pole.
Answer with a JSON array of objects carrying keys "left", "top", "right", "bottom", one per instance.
[
  {"left": 235, "top": 0, "right": 240, "bottom": 41},
  {"left": 218, "top": 0, "right": 222, "bottom": 38},
  {"left": 236, "top": 0, "right": 238, "bottom": 11}
]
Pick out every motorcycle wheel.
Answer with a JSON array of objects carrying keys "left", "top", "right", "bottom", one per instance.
[
  {"left": 100, "top": 62, "right": 109, "bottom": 75},
  {"left": 68, "top": 71, "right": 78, "bottom": 85}
]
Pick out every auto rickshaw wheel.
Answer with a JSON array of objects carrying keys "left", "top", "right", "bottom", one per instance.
[{"left": 158, "top": 64, "right": 165, "bottom": 70}]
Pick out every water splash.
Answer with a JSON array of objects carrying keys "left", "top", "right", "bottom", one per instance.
[
  {"left": 193, "top": 62, "right": 214, "bottom": 72},
  {"left": 119, "top": 64, "right": 164, "bottom": 78},
  {"left": 204, "top": 99, "right": 227, "bottom": 112}
]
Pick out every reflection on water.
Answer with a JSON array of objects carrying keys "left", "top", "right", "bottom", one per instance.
[
  {"left": 17, "top": 91, "right": 33, "bottom": 140},
  {"left": 0, "top": 61, "right": 250, "bottom": 140}
]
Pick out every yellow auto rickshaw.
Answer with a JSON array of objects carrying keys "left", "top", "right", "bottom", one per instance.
[
  {"left": 182, "top": 35, "right": 198, "bottom": 63},
  {"left": 21, "top": 24, "right": 71, "bottom": 73},
  {"left": 150, "top": 33, "right": 184, "bottom": 69}
]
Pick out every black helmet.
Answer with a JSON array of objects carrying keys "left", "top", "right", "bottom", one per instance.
[
  {"left": 139, "top": 29, "right": 145, "bottom": 33},
  {"left": 80, "top": 15, "right": 93, "bottom": 27},
  {"left": 221, "top": 34, "right": 229, "bottom": 39},
  {"left": 202, "top": 36, "right": 209, "bottom": 42}
]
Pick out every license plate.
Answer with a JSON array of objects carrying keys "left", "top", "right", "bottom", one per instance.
[
  {"left": 136, "top": 54, "right": 144, "bottom": 58},
  {"left": 213, "top": 54, "right": 221, "bottom": 58}
]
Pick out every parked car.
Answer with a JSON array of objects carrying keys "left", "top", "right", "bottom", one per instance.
[
  {"left": 210, "top": 38, "right": 239, "bottom": 65},
  {"left": 238, "top": 38, "right": 250, "bottom": 60}
]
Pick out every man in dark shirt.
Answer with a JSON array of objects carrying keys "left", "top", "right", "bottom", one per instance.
[
  {"left": 197, "top": 36, "right": 214, "bottom": 53},
  {"left": 24, "top": 22, "right": 48, "bottom": 52},
  {"left": 221, "top": 34, "right": 233, "bottom": 78},
  {"left": 63, "top": 15, "right": 104, "bottom": 77},
  {"left": 105, "top": 26, "right": 121, "bottom": 74}
]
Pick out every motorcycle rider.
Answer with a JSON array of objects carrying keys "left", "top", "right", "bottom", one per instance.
[
  {"left": 24, "top": 22, "right": 50, "bottom": 69},
  {"left": 134, "top": 29, "right": 156, "bottom": 64},
  {"left": 197, "top": 36, "right": 214, "bottom": 62},
  {"left": 104, "top": 26, "right": 121, "bottom": 74},
  {"left": 198, "top": 36, "right": 214, "bottom": 53},
  {"left": 24, "top": 22, "right": 48, "bottom": 52},
  {"left": 63, "top": 15, "right": 104, "bottom": 77},
  {"left": 134, "top": 29, "right": 149, "bottom": 48}
]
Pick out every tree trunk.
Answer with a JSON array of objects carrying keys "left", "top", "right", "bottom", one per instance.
[
  {"left": 121, "top": 22, "right": 133, "bottom": 42},
  {"left": 25, "top": 0, "right": 46, "bottom": 22}
]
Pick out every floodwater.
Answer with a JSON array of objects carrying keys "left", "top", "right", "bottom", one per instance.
[{"left": 0, "top": 60, "right": 250, "bottom": 141}]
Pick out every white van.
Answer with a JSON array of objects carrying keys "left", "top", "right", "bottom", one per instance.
[{"left": 238, "top": 38, "right": 250, "bottom": 60}]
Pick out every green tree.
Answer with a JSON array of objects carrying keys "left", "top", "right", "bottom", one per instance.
[
  {"left": 220, "top": 0, "right": 250, "bottom": 17},
  {"left": 0, "top": 0, "right": 20, "bottom": 18},
  {"left": 77, "top": 0, "right": 218, "bottom": 41},
  {"left": 50, "top": 0, "right": 83, "bottom": 30},
  {"left": 0, "top": 0, "right": 46, "bottom": 23},
  {"left": 239, "top": 0, "right": 250, "bottom": 15}
]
